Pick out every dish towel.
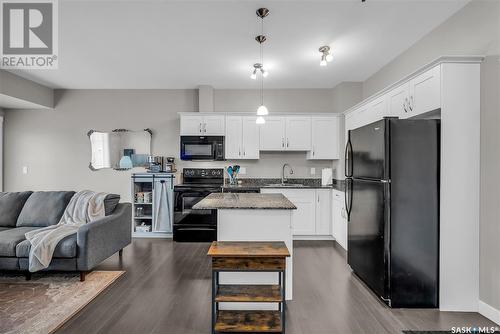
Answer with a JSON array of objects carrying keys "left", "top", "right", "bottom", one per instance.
[
  {"left": 153, "top": 181, "right": 172, "bottom": 232},
  {"left": 25, "top": 190, "right": 108, "bottom": 272}
]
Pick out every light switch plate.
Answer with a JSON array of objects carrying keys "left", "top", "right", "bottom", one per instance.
[
  {"left": 310, "top": 167, "right": 316, "bottom": 175},
  {"left": 239, "top": 167, "right": 247, "bottom": 175},
  {"left": 22, "top": 166, "right": 28, "bottom": 174}
]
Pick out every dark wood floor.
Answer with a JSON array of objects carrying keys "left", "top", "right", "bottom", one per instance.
[{"left": 58, "top": 240, "right": 495, "bottom": 334}]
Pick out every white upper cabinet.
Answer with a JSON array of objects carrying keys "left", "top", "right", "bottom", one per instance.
[
  {"left": 343, "top": 64, "right": 442, "bottom": 129},
  {"left": 180, "top": 114, "right": 225, "bottom": 135},
  {"left": 387, "top": 83, "right": 410, "bottom": 118},
  {"left": 285, "top": 117, "right": 312, "bottom": 151},
  {"left": 307, "top": 116, "right": 340, "bottom": 160},
  {"left": 407, "top": 65, "right": 441, "bottom": 118},
  {"left": 259, "top": 116, "right": 286, "bottom": 151},
  {"left": 225, "top": 116, "right": 260, "bottom": 159},
  {"left": 201, "top": 115, "right": 225, "bottom": 135},
  {"left": 260, "top": 116, "right": 311, "bottom": 151},
  {"left": 368, "top": 95, "right": 388, "bottom": 123},
  {"left": 180, "top": 115, "right": 204, "bottom": 135},
  {"left": 241, "top": 116, "right": 260, "bottom": 159},
  {"left": 225, "top": 116, "right": 243, "bottom": 159}
]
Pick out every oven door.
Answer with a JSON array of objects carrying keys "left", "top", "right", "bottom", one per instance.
[
  {"left": 174, "top": 189, "right": 218, "bottom": 226},
  {"left": 180, "top": 136, "right": 224, "bottom": 161},
  {"left": 173, "top": 188, "right": 219, "bottom": 242}
]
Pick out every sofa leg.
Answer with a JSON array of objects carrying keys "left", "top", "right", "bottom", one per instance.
[
  {"left": 80, "top": 271, "right": 86, "bottom": 282},
  {"left": 119, "top": 249, "right": 123, "bottom": 257},
  {"left": 25, "top": 272, "right": 32, "bottom": 281}
]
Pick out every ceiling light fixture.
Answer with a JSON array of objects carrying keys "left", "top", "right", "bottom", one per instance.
[
  {"left": 319, "top": 45, "right": 333, "bottom": 66},
  {"left": 254, "top": 8, "right": 270, "bottom": 123},
  {"left": 250, "top": 63, "right": 268, "bottom": 80}
]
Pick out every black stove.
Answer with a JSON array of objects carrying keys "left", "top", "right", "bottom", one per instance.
[{"left": 173, "top": 168, "right": 223, "bottom": 242}]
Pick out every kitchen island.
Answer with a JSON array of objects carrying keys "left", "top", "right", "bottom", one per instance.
[{"left": 194, "top": 193, "right": 296, "bottom": 304}]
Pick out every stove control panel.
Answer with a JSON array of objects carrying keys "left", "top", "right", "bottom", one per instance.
[{"left": 183, "top": 168, "right": 224, "bottom": 179}]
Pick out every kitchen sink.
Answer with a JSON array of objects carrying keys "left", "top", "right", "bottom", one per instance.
[{"left": 265, "top": 183, "right": 305, "bottom": 188}]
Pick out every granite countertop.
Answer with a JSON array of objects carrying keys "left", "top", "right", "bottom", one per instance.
[
  {"left": 221, "top": 178, "right": 345, "bottom": 192},
  {"left": 193, "top": 193, "right": 297, "bottom": 210}
]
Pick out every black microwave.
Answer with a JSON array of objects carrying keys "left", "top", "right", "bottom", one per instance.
[{"left": 180, "top": 136, "right": 225, "bottom": 161}]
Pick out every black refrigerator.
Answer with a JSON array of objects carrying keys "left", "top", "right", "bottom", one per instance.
[{"left": 345, "top": 118, "right": 440, "bottom": 308}]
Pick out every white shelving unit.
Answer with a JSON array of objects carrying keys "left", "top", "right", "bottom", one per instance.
[{"left": 131, "top": 173, "right": 174, "bottom": 238}]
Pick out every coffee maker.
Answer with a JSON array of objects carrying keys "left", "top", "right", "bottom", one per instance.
[{"left": 164, "top": 157, "right": 176, "bottom": 173}]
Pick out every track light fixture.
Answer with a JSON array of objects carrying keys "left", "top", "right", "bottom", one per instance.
[
  {"left": 250, "top": 63, "right": 268, "bottom": 80},
  {"left": 319, "top": 46, "right": 333, "bottom": 66}
]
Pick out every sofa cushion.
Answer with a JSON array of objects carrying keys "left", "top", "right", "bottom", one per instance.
[
  {"left": 16, "top": 191, "right": 75, "bottom": 227},
  {"left": 0, "top": 191, "right": 33, "bottom": 227},
  {"left": 0, "top": 227, "right": 38, "bottom": 256},
  {"left": 16, "top": 233, "right": 77, "bottom": 258},
  {"left": 0, "top": 227, "right": 10, "bottom": 232},
  {"left": 104, "top": 194, "right": 120, "bottom": 216}
]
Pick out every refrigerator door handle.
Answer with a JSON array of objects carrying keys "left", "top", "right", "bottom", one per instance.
[
  {"left": 345, "top": 139, "right": 353, "bottom": 178},
  {"left": 344, "top": 178, "right": 353, "bottom": 221}
]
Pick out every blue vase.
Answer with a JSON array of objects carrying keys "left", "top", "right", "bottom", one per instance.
[{"left": 119, "top": 156, "right": 133, "bottom": 169}]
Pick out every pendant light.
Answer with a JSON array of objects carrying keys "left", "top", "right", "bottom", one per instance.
[{"left": 255, "top": 8, "right": 269, "bottom": 123}]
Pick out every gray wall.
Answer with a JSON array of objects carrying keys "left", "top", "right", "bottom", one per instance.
[
  {"left": 214, "top": 89, "right": 334, "bottom": 113},
  {"left": 363, "top": 0, "right": 500, "bottom": 98},
  {"left": 3, "top": 89, "right": 341, "bottom": 201},
  {"left": 331, "top": 82, "right": 363, "bottom": 179},
  {"left": 479, "top": 55, "right": 500, "bottom": 311},
  {"left": 0, "top": 70, "right": 54, "bottom": 108}
]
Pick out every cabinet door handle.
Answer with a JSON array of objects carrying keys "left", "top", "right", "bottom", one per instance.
[
  {"left": 287, "top": 138, "right": 289, "bottom": 147},
  {"left": 409, "top": 96, "right": 414, "bottom": 111},
  {"left": 317, "top": 195, "right": 320, "bottom": 203},
  {"left": 203, "top": 123, "right": 207, "bottom": 133},
  {"left": 199, "top": 123, "right": 202, "bottom": 133},
  {"left": 282, "top": 138, "right": 284, "bottom": 148},
  {"left": 312, "top": 146, "right": 315, "bottom": 156},
  {"left": 403, "top": 100, "right": 408, "bottom": 113},
  {"left": 239, "top": 148, "right": 241, "bottom": 157}
]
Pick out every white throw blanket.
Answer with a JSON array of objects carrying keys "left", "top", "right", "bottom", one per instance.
[{"left": 25, "top": 190, "right": 108, "bottom": 272}]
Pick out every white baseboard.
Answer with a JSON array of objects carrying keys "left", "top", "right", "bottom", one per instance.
[
  {"left": 479, "top": 300, "right": 500, "bottom": 325},
  {"left": 293, "top": 235, "right": 335, "bottom": 241}
]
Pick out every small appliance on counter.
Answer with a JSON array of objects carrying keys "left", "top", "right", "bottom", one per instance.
[
  {"left": 164, "top": 157, "right": 177, "bottom": 173},
  {"left": 321, "top": 168, "right": 333, "bottom": 186},
  {"left": 146, "top": 156, "right": 177, "bottom": 173}
]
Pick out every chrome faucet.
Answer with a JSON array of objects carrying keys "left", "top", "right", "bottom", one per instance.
[{"left": 281, "top": 163, "right": 294, "bottom": 184}]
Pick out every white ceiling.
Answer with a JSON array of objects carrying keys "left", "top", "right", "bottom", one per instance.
[{"left": 8, "top": 0, "right": 469, "bottom": 89}]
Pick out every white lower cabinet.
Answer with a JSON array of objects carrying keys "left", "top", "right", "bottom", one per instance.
[
  {"left": 262, "top": 188, "right": 316, "bottom": 235},
  {"left": 332, "top": 190, "right": 347, "bottom": 250},
  {"left": 315, "top": 189, "right": 331, "bottom": 235},
  {"left": 261, "top": 188, "right": 332, "bottom": 238}
]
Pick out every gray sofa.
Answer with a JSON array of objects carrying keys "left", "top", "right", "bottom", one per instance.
[{"left": 0, "top": 191, "right": 132, "bottom": 281}]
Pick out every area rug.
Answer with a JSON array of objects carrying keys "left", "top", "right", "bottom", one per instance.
[{"left": 0, "top": 271, "right": 124, "bottom": 334}]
